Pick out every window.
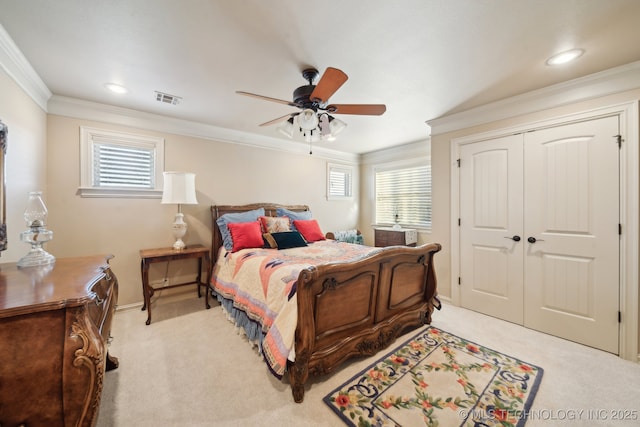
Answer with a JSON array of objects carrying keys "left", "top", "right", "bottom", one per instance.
[
  {"left": 375, "top": 161, "right": 431, "bottom": 229},
  {"left": 79, "top": 127, "right": 164, "bottom": 198},
  {"left": 327, "top": 163, "right": 353, "bottom": 200}
]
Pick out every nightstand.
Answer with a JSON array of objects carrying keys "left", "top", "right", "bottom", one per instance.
[
  {"left": 140, "top": 244, "right": 211, "bottom": 325},
  {"left": 374, "top": 227, "right": 418, "bottom": 247}
]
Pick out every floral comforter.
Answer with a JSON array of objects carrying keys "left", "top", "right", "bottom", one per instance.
[{"left": 211, "top": 240, "right": 380, "bottom": 378}]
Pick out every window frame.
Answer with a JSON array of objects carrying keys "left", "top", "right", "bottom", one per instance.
[
  {"left": 374, "top": 157, "right": 431, "bottom": 230},
  {"left": 78, "top": 126, "right": 164, "bottom": 198},
  {"left": 327, "top": 162, "right": 354, "bottom": 200}
]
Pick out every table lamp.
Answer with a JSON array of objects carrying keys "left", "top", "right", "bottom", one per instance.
[{"left": 161, "top": 172, "right": 198, "bottom": 250}]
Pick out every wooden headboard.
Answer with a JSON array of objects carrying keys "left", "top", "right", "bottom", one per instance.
[{"left": 210, "top": 203, "right": 310, "bottom": 262}]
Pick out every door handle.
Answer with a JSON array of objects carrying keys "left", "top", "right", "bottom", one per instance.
[
  {"left": 527, "top": 237, "right": 545, "bottom": 243},
  {"left": 504, "top": 235, "right": 521, "bottom": 242}
]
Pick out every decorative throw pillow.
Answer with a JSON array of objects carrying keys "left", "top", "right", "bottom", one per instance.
[
  {"left": 216, "top": 208, "right": 265, "bottom": 250},
  {"left": 276, "top": 207, "right": 312, "bottom": 230},
  {"left": 259, "top": 216, "right": 291, "bottom": 233},
  {"left": 227, "top": 221, "right": 264, "bottom": 252},
  {"left": 263, "top": 231, "right": 308, "bottom": 250},
  {"left": 263, "top": 233, "right": 278, "bottom": 249},
  {"left": 292, "top": 219, "right": 325, "bottom": 242}
]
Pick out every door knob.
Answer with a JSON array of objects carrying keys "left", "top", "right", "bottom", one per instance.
[
  {"left": 527, "top": 236, "right": 545, "bottom": 243},
  {"left": 504, "top": 235, "right": 521, "bottom": 242}
]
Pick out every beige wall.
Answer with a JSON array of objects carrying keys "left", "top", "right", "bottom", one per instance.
[
  {"left": 45, "top": 115, "right": 359, "bottom": 306},
  {"left": 0, "top": 68, "right": 48, "bottom": 263}
]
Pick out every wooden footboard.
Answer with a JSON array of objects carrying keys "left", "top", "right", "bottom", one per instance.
[
  {"left": 289, "top": 243, "right": 441, "bottom": 402},
  {"left": 210, "top": 204, "right": 441, "bottom": 403}
]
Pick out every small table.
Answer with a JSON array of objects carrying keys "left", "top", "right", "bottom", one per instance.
[{"left": 140, "top": 244, "right": 211, "bottom": 325}]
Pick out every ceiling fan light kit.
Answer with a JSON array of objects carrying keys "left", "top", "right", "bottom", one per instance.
[
  {"left": 296, "top": 108, "right": 319, "bottom": 130},
  {"left": 331, "top": 117, "right": 347, "bottom": 134},
  {"left": 237, "top": 66, "right": 385, "bottom": 144},
  {"left": 320, "top": 113, "right": 330, "bottom": 135},
  {"left": 277, "top": 117, "right": 295, "bottom": 138}
]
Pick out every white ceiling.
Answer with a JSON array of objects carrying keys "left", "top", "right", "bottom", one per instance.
[{"left": 1, "top": 0, "right": 640, "bottom": 154}]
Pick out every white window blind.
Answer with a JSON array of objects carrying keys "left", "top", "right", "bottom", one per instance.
[
  {"left": 79, "top": 127, "right": 164, "bottom": 198},
  {"left": 94, "top": 143, "right": 154, "bottom": 188},
  {"left": 327, "top": 163, "right": 353, "bottom": 199},
  {"left": 375, "top": 164, "right": 431, "bottom": 229}
]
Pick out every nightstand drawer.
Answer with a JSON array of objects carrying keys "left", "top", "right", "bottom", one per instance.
[{"left": 374, "top": 228, "right": 418, "bottom": 247}]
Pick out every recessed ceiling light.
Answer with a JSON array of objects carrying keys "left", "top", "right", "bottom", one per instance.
[
  {"left": 545, "top": 48, "right": 585, "bottom": 66},
  {"left": 104, "top": 83, "right": 129, "bottom": 94}
]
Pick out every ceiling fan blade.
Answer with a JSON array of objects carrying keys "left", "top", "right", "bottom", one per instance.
[
  {"left": 327, "top": 104, "right": 387, "bottom": 115},
  {"left": 259, "top": 112, "right": 298, "bottom": 127},
  {"left": 236, "top": 91, "right": 300, "bottom": 108},
  {"left": 310, "top": 67, "right": 348, "bottom": 104}
]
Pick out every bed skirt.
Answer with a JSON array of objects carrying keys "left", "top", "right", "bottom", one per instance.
[{"left": 214, "top": 292, "right": 266, "bottom": 353}]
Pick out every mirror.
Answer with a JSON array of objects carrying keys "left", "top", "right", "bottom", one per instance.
[{"left": 0, "top": 119, "right": 6, "bottom": 253}]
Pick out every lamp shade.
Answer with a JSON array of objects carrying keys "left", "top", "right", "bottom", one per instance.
[
  {"left": 161, "top": 172, "right": 198, "bottom": 205},
  {"left": 329, "top": 116, "right": 347, "bottom": 136},
  {"left": 277, "top": 117, "right": 295, "bottom": 138},
  {"left": 296, "top": 108, "right": 319, "bottom": 131}
]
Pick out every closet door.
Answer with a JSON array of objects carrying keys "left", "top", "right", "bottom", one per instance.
[
  {"left": 459, "top": 134, "right": 524, "bottom": 324},
  {"left": 523, "top": 116, "right": 620, "bottom": 354}
]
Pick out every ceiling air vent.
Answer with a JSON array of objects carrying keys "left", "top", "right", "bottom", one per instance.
[{"left": 154, "top": 91, "right": 182, "bottom": 105}]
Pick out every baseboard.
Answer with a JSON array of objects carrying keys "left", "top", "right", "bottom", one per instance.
[
  {"left": 115, "top": 302, "right": 143, "bottom": 312},
  {"left": 437, "top": 295, "right": 453, "bottom": 304},
  {"left": 115, "top": 287, "right": 204, "bottom": 313}
]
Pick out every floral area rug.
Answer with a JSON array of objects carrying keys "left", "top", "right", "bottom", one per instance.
[{"left": 324, "top": 326, "right": 543, "bottom": 427}]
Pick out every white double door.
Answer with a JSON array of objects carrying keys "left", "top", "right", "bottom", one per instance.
[{"left": 459, "top": 115, "right": 620, "bottom": 354}]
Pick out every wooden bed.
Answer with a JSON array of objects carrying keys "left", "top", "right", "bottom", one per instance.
[{"left": 210, "top": 203, "right": 441, "bottom": 402}]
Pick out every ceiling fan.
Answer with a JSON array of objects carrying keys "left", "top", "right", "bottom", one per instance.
[{"left": 236, "top": 67, "right": 386, "bottom": 140}]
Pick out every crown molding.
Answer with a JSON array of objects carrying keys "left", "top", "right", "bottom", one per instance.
[
  {"left": 361, "top": 139, "right": 430, "bottom": 165},
  {"left": 47, "top": 95, "right": 359, "bottom": 163},
  {"left": 0, "top": 24, "right": 51, "bottom": 111},
  {"left": 427, "top": 60, "right": 640, "bottom": 135}
]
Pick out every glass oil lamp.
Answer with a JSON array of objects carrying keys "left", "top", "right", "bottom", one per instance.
[{"left": 17, "top": 191, "right": 55, "bottom": 268}]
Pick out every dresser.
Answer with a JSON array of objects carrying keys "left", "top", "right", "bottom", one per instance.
[
  {"left": 374, "top": 227, "right": 418, "bottom": 247},
  {"left": 0, "top": 255, "right": 119, "bottom": 427}
]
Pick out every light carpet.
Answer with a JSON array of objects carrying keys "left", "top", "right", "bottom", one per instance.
[
  {"left": 97, "top": 290, "right": 640, "bottom": 426},
  {"left": 324, "top": 326, "right": 543, "bottom": 426}
]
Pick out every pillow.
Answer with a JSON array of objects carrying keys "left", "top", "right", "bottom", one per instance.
[
  {"left": 293, "top": 219, "right": 325, "bottom": 242},
  {"left": 263, "top": 231, "right": 308, "bottom": 250},
  {"left": 263, "top": 233, "right": 278, "bottom": 249},
  {"left": 227, "top": 221, "right": 264, "bottom": 252},
  {"left": 276, "top": 207, "right": 312, "bottom": 230},
  {"left": 216, "top": 208, "right": 265, "bottom": 250},
  {"left": 259, "top": 216, "right": 291, "bottom": 233}
]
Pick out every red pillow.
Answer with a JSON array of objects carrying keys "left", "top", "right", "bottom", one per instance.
[
  {"left": 293, "top": 219, "right": 325, "bottom": 242},
  {"left": 227, "top": 221, "right": 264, "bottom": 252}
]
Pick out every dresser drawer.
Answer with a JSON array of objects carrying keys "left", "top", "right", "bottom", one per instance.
[
  {"left": 87, "top": 270, "right": 117, "bottom": 342},
  {"left": 88, "top": 278, "right": 110, "bottom": 326}
]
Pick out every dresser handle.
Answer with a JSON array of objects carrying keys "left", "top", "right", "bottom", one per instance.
[{"left": 100, "top": 266, "right": 112, "bottom": 281}]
